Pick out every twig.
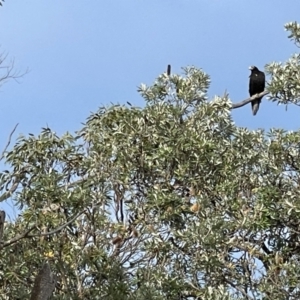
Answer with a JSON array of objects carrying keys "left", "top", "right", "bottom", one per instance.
[
  {"left": 0, "top": 123, "right": 19, "bottom": 161},
  {"left": 0, "top": 55, "right": 29, "bottom": 86},
  {"left": 223, "top": 277, "right": 254, "bottom": 300},
  {"left": 231, "top": 91, "right": 269, "bottom": 110}
]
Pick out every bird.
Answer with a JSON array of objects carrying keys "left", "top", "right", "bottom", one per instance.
[{"left": 249, "top": 66, "right": 265, "bottom": 116}]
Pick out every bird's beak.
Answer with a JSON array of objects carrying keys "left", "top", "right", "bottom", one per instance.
[{"left": 249, "top": 66, "right": 254, "bottom": 70}]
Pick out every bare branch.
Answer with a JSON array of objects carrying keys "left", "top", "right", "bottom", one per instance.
[
  {"left": 30, "top": 262, "right": 56, "bottom": 300},
  {"left": 0, "top": 53, "right": 28, "bottom": 87},
  {"left": 0, "top": 123, "right": 19, "bottom": 161},
  {"left": 231, "top": 91, "right": 269, "bottom": 110}
]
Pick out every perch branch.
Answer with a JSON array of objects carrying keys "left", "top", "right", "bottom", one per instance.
[{"left": 231, "top": 91, "right": 269, "bottom": 110}]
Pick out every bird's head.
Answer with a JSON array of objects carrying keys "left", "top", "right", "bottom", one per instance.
[{"left": 249, "top": 66, "right": 259, "bottom": 71}]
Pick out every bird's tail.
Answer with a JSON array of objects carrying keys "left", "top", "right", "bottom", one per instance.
[{"left": 252, "top": 98, "right": 262, "bottom": 116}]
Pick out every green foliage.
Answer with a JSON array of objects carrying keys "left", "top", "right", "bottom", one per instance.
[
  {"left": 265, "top": 54, "right": 300, "bottom": 105},
  {"left": 285, "top": 21, "right": 300, "bottom": 47},
  {"left": 266, "top": 21, "right": 300, "bottom": 106},
  {"left": 1, "top": 22, "right": 300, "bottom": 300}
]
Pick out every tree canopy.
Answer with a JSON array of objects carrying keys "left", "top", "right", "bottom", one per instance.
[{"left": 1, "top": 21, "right": 300, "bottom": 299}]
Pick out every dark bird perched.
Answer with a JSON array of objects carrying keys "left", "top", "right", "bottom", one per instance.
[{"left": 249, "top": 66, "right": 265, "bottom": 116}]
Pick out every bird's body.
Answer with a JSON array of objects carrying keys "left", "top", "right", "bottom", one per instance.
[{"left": 249, "top": 66, "right": 265, "bottom": 115}]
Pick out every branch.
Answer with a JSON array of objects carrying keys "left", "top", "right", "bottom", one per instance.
[
  {"left": 231, "top": 91, "right": 269, "bottom": 110},
  {"left": 1, "top": 209, "right": 86, "bottom": 248},
  {"left": 0, "top": 123, "right": 19, "bottom": 161},
  {"left": 223, "top": 277, "right": 254, "bottom": 300},
  {"left": 1, "top": 226, "right": 36, "bottom": 248},
  {"left": 29, "top": 208, "right": 86, "bottom": 238}
]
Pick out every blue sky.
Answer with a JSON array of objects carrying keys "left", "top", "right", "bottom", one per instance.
[{"left": 0, "top": 1, "right": 300, "bottom": 215}]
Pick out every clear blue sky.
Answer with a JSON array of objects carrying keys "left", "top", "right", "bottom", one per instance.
[{"left": 0, "top": 1, "right": 300, "bottom": 215}]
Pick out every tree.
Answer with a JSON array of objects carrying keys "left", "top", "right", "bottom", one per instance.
[{"left": 1, "top": 21, "right": 300, "bottom": 299}]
